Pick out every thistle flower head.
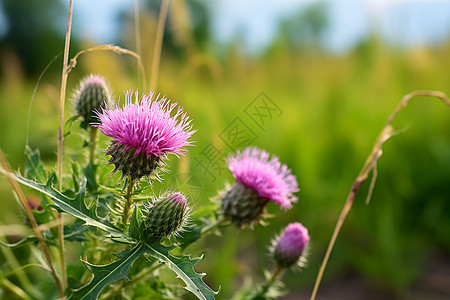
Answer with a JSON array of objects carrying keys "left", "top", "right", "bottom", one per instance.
[
  {"left": 273, "top": 222, "right": 309, "bottom": 268},
  {"left": 228, "top": 147, "right": 298, "bottom": 209},
  {"left": 95, "top": 90, "right": 195, "bottom": 180},
  {"left": 72, "top": 74, "right": 111, "bottom": 129},
  {"left": 132, "top": 192, "right": 190, "bottom": 241},
  {"left": 219, "top": 147, "right": 299, "bottom": 227}
]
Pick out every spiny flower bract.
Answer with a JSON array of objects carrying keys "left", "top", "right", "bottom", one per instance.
[
  {"left": 137, "top": 192, "right": 191, "bottom": 241},
  {"left": 95, "top": 90, "right": 195, "bottom": 180},
  {"left": 228, "top": 147, "right": 299, "bottom": 209}
]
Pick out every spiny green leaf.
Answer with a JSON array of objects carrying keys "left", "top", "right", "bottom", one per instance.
[
  {"left": 70, "top": 243, "right": 145, "bottom": 300},
  {"left": 83, "top": 162, "right": 98, "bottom": 192},
  {"left": 64, "top": 219, "right": 91, "bottom": 242},
  {"left": 144, "top": 241, "right": 218, "bottom": 300},
  {"left": 10, "top": 172, "right": 126, "bottom": 239}
]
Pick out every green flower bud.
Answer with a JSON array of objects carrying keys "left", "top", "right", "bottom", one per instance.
[
  {"left": 131, "top": 192, "right": 190, "bottom": 242},
  {"left": 72, "top": 74, "right": 111, "bottom": 129}
]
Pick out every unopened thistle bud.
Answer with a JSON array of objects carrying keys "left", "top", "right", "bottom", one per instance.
[
  {"left": 132, "top": 192, "right": 190, "bottom": 242},
  {"left": 219, "top": 147, "right": 299, "bottom": 227},
  {"left": 73, "top": 74, "right": 111, "bottom": 129},
  {"left": 95, "top": 91, "right": 195, "bottom": 181},
  {"left": 273, "top": 222, "right": 309, "bottom": 268}
]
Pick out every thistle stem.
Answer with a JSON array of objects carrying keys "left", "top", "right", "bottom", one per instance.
[
  {"left": 268, "top": 264, "right": 283, "bottom": 285},
  {"left": 200, "top": 216, "right": 228, "bottom": 236},
  {"left": 89, "top": 127, "right": 98, "bottom": 164},
  {"left": 251, "top": 265, "right": 284, "bottom": 300},
  {"left": 122, "top": 178, "right": 135, "bottom": 226}
]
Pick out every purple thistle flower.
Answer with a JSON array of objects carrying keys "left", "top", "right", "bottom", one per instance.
[
  {"left": 95, "top": 90, "right": 195, "bottom": 180},
  {"left": 273, "top": 222, "right": 309, "bottom": 268},
  {"left": 228, "top": 147, "right": 298, "bottom": 209},
  {"left": 219, "top": 147, "right": 299, "bottom": 227}
]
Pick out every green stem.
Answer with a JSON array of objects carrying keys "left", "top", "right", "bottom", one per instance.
[
  {"left": 0, "top": 277, "right": 31, "bottom": 300},
  {"left": 122, "top": 178, "right": 135, "bottom": 226},
  {"left": 200, "top": 216, "right": 229, "bottom": 236},
  {"left": 89, "top": 127, "right": 98, "bottom": 164},
  {"left": 0, "top": 237, "right": 38, "bottom": 298},
  {"left": 268, "top": 264, "right": 283, "bottom": 285},
  {"left": 250, "top": 265, "right": 284, "bottom": 300}
]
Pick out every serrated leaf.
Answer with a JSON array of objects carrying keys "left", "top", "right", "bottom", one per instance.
[
  {"left": 64, "top": 219, "right": 91, "bottom": 242},
  {"left": 71, "top": 243, "right": 145, "bottom": 300},
  {"left": 144, "top": 241, "right": 217, "bottom": 300},
  {"left": 10, "top": 172, "right": 126, "bottom": 239},
  {"left": 83, "top": 162, "right": 98, "bottom": 192}
]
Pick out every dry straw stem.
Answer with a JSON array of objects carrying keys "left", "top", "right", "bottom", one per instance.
[
  {"left": 134, "top": 0, "right": 142, "bottom": 85},
  {"left": 0, "top": 149, "right": 64, "bottom": 298},
  {"left": 56, "top": 0, "right": 73, "bottom": 291},
  {"left": 310, "top": 90, "right": 450, "bottom": 300},
  {"left": 66, "top": 44, "right": 147, "bottom": 90},
  {"left": 150, "top": 0, "right": 171, "bottom": 91}
]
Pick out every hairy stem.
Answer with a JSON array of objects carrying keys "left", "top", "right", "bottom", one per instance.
[
  {"left": 149, "top": 0, "right": 170, "bottom": 91},
  {"left": 122, "top": 178, "right": 136, "bottom": 226},
  {"left": 89, "top": 127, "right": 98, "bottom": 164},
  {"left": 0, "top": 149, "right": 64, "bottom": 298},
  {"left": 310, "top": 90, "right": 450, "bottom": 300}
]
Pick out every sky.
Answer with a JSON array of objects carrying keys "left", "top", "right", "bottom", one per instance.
[{"left": 3, "top": 0, "right": 450, "bottom": 53}]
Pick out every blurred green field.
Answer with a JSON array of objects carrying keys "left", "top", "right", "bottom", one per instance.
[{"left": 1, "top": 29, "right": 450, "bottom": 299}]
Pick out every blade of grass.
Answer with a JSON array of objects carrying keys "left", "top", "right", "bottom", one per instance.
[
  {"left": 149, "top": 0, "right": 170, "bottom": 91},
  {"left": 134, "top": 0, "right": 143, "bottom": 88},
  {"left": 66, "top": 44, "right": 146, "bottom": 91},
  {"left": 310, "top": 90, "right": 450, "bottom": 300},
  {"left": 25, "top": 53, "right": 62, "bottom": 147},
  {"left": 0, "top": 237, "right": 37, "bottom": 297},
  {"left": 0, "top": 275, "right": 31, "bottom": 300},
  {"left": 56, "top": 0, "right": 74, "bottom": 291},
  {"left": 0, "top": 149, "right": 64, "bottom": 298}
]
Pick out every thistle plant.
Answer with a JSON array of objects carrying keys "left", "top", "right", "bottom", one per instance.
[
  {"left": 95, "top": 90, "right": 195, "bottom": 227},
  {"left": 0, "top": 78, "right": 315, "bottom": 299}
]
